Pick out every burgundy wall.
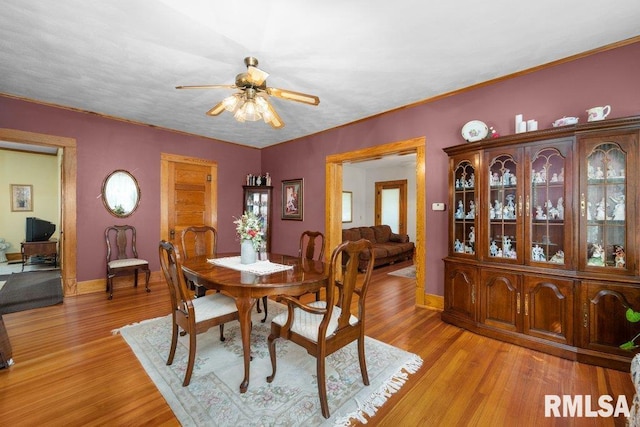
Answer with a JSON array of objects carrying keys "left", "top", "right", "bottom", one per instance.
[
  {"left": 0, "top": 98, "right": 261, "bottom": 281},
  {"left": 262, "top": 41, "right": 640, "bottom": 297},
  {"left": 1, "top": 41, "right": 638, "bottom": 295}
]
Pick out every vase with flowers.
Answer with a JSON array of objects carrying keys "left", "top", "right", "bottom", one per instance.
[{"left": 234, "top": 211, "right": 264, "bottom": 264}]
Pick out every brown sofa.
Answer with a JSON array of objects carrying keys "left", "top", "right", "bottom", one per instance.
[{"left": 341, "top": 225, "right": 414, "bottom": 270}]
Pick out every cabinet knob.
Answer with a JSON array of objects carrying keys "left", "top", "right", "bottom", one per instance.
[
  {"left": 516, "top": 292, "right": 521, "bottom": 314},
  {"left": 518, "top": 195, "right": 523, "bottom": 217},
  {"left": 580, "top": 193, "right": 586, "bottom": 217}
]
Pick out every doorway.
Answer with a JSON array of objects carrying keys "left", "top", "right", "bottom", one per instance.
[
  {"left": 375, "top": 179, "right": 408, "bottom": 235},
  {"left": 0, "top": 128, "right": 77, "bottom": 295},
  {"left": 325, "top": 137, "right": 426, "bottom": 306}
]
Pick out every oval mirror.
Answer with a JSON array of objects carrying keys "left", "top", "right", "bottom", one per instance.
[{"left": 101, "top": 170, "right": 141, "bottom": 217}]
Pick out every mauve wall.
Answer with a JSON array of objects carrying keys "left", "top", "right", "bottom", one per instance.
[
  {"left": 0, "top": 98, "right": 261, "bottom": 281},
  {"left": 0, "top": 41, "right": 638, "bottom": 293},
  {"left": 262, "top": 41, "right": 640, "bottom": 297}
]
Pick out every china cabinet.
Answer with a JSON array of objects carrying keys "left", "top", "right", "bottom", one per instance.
[
  {"left": 243, "top": 186, "right": 272, "bottom": 252},
  {"left": 442, "top": 116, "right": 640, "bottom": 370}
]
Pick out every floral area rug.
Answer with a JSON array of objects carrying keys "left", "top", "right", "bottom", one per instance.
[
  {"left": 116, "top": 303, "right": 422, "bottom": 426},
  {"left": 387, "top": 265, "right": 416, "bottom": 279}
]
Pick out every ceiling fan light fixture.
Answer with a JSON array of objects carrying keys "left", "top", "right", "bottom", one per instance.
[{"left": 222, "top": 94, "right": 242, "bottom": 112}]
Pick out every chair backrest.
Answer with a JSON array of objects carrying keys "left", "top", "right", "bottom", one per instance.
[
  {"left": 105, "top": 225, "right": 140, "bottom": 262},
  {"left": 299, "top": 230, "right": 325, "bottom": 261},
  {"left": 159, "top": 240, "right": 194, "bottom": 316},
  {"left": 181, "top": 226, "right": 217, "bottom": 260},
  {"left": 325, "top": 238, "right": 374, "bottom": 332}
]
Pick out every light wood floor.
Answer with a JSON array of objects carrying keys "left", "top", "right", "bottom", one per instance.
[{"left": 1, "top": 260, "right": 635, "bottom": 426}]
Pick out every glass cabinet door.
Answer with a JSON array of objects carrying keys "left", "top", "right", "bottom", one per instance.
[
  {"left": 243, "top": 186, "right": 272, "bottom": 252},
  {"left": 487, "top": 151, "right": 521, "bottom": 262},
  {"left": 452, "top": 159, "right": 477, "bottom": 256},
  {"left": 528, "top": 147, "right": 568, "bottom": 267},
  {"left": 583, "top": 142, "right": 628, "bottom": 271}
]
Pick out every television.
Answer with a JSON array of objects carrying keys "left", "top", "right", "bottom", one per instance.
[{"left": 26, "top": 217, "right": 56, "bottom": 242}]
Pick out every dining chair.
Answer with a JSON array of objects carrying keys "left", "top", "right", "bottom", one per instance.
[
  {"left": 105, "top": 225, "right": 150, "bottom": 300},
  {"left": 300, "top": 230, "right": 325, "bottom": 302},
  {"left": 266, "top": 238, "right": 374, "bottom": 418},
  {"left": 180, "top": 226, "right": 217, "bottom": 297},
  {"left": 159, "top": 240, "right": 239, "bottom": 387}
]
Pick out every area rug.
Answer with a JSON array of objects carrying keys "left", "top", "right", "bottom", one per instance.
[
  {"left": 116, "top": 304, "right": 422, "bottom": 426},
  {"left": 0, "top": 270, "right": 63, "bottom": 314},
  {"left": 387, "top": 265, "right": 416, "bottom": 278}
]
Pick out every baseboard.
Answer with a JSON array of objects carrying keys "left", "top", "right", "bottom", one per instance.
[
  {"left": 421, "top": 293, "right": 444, "bottom": 311},
  {"left": 77, "top": 270, "right": 162, "bottom": 295}
]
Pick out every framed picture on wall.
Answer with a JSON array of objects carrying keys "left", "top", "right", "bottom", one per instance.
[
  {"left": 282, "top": 178, "right": 303, "bottom": 220},
  {"left": 11, "top": 184, "right": 33, "bottom": 212}
]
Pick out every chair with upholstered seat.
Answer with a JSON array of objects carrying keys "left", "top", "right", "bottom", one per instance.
[
  {"left": 105, "top": 225, "right": 151, "bottom": 300},
  {"left": 159, "top": 240, "right": 239, "bottom": 387},
  {"left": 180, "top": 226, "right": 217, "bottom": 297},
  {"left": 266, "top": 238, "right": 374, "bottom": 418}
]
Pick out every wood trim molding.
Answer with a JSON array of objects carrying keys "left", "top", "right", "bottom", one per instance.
[
  {"left": 0, "top": 128, "right": 77, "bottom": 295},
  {"left": 326, "top": 137, "right": 427, "bottom": 306}
]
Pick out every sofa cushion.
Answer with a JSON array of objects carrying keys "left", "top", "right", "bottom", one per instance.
[
  {"left": 373, "top": 225, "right": 392, "bottom": 243},
  {"left": 342, "top": 228, "right": 361, "bottom": 242},
  {"left": 358, "top": 227, "right": 376, "bottom": 243}
]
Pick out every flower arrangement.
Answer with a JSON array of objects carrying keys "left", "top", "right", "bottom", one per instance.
[{"left": 234, "top": 211, "right": 264, "bottom": 250}]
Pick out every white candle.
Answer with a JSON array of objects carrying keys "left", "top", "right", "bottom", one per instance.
[{"left": 515, "top": 114, "right": 523, "bottom": 133}]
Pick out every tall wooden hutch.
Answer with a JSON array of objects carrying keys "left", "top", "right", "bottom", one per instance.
[{"left": 442, "top": 116, "right": 640, "bottom": 370}]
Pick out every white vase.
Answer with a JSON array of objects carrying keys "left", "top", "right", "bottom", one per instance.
[{"left": 240, "top": 239, "right": 256, "bottom": 264}]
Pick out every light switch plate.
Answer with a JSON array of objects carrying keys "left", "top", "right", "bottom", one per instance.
[{"left": 432, "top": 202, "right": 446, "bottom": 211}]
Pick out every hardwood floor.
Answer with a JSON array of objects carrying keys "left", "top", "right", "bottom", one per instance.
[{"left": 1, "top": 260, "right": 635, "bottom": 426}]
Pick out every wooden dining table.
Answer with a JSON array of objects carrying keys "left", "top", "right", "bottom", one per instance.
[{"left": 181, "top": 253, "right": 328, "bottom": 393}]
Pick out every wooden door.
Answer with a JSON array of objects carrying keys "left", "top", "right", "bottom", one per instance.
[
  {"left": 443, "top": 260, "right": 477, "bottom": 323},
  {"left": 479, "top": 268, "right": 521, "bottom": 333},
  {"left": 160, "top": 154, "right": 217, "bottom": 250},
  {"left": 375, "top": 179, "right": 407, "bottom": 235},
  {"left": 523, "top": 275, "right": 574, "bottom": 345}
]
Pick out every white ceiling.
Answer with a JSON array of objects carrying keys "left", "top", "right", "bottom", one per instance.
[{"left": 1, "top": 1, "right": 639, "bottom": 149}]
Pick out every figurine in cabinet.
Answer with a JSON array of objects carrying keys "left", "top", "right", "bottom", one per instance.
[
  {"left": 557, "top": 197, "right": 564, "bottom": 220},
  {"left": 455, "top": 201, "right": 464, "bottom": 219},
  {"left": 489, "top": 240, "right": 499, "bottom": 256},
  {"left": 614, "top": 245, "right": 626, "bottom": 268},
  {"left": 610, "top": 194, "right": 625, "bottom": 220},
  {"left": 549, "top": 250, "right": 564, "bottom": 264},
  {"left": 532, "top": 244, "right": 545, "bottom": 261},
  {"left": 595, "top": 199, "right": 606, "bottom": 220},
  {"left": 468, "top": 227, "right": 475, "bottom": 245},
  {"left": 454, "top": 239, "right": 464, "bottom": 253},
  {"left": 535, "top": 206, "right": 546, "bottom": 220},
  {"left": 595, "top": 166, "right": 604, "bottom": 179},
  {"left": 502, "top": 169, "right": 511, "bottom": 185},
  {"left": 587, "top": 243, "right": 605, "bottom": 266},
  {"left": 466, "top": 200, "right": 475, "bottom": 219},
  {"left": 494, "top": 200, "right": 503, "bottom": 219}
]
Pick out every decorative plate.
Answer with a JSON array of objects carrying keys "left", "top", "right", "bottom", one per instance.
[{"left": 461, "top": 120, "right": 489, "bottom": 142}]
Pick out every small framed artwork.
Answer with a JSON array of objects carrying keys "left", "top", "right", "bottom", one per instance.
[
  {"left": 282, "top": 178, "right": 303, "bottom": 220},
  {"left": 342, "top": 191, "right": 353, "bottom": 223},
  {"left": 11, "top": 184, "right": 33, "bottom": 212}
]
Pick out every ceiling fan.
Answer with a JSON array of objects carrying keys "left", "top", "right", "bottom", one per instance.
[{"left": 176, "top": 57, "right": 320, "bottom": 129}]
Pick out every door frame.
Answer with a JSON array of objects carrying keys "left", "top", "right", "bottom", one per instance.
[
  {"left": 160, "top": 153, "right": 218, "bottom": 243},
  {"left": 325, "top": 137, "right": 426, "bottom": 306},
  {"left": 0, "top": 128, "right": 77, "bottom": 295}
]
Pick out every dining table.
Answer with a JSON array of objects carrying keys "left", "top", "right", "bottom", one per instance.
[{"left": 181, "top": 252, "right": 328, "bottom": 393}]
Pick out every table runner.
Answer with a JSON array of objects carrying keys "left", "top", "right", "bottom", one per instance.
[{"left": 207, "top": 256, "right": 293, "bottom": 276}]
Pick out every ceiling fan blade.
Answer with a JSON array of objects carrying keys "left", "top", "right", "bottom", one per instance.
[
  {"left": 176, "top": 84, "right": 236, "bottom": 90},
  {"left": 247, "top": 66, "right": 269, "bottom": 86},
  {"left": 264, "top": 101, "right": 284, "bottom": 129},
  {"left": 205, "top": 101, "right": 226, "bottom": 116},
  {"left": 267, "top": 87, "right": 320, "bottom": 105}
]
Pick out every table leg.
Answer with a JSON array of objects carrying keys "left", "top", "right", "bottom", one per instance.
[{"left": 235, "top": 296, "right": 256, "bottom": 393}]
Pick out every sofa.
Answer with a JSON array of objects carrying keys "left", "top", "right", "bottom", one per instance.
[{"left": 341, "top": 225, "right": 414, "bottom": 270}]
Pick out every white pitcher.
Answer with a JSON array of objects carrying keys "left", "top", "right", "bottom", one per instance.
[{"left": 587, "top": 105, "right": 611, "bottom": 121}]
